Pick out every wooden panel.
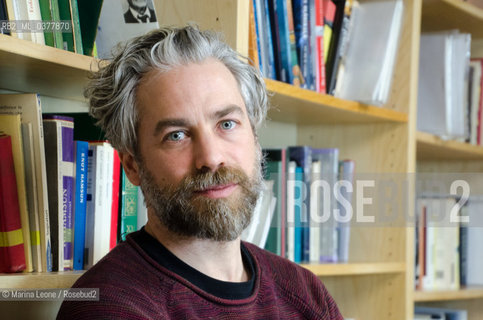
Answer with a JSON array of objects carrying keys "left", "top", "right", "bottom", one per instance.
[
  {"left": 266, "top": 80, "right": 408, "bottom": 124},
  {"left": 1, "top": 272, "right": 83, "bottom": 289},
  {"left": 414, "top": 287, "right": 483, "bottom": 302},
  {"left": 422, "top": 0, "right": 483, "bottom": 39},
  {"left": 301, "top": 262, "right": 405, "bottom": 276},
  {"left": 153, "top": 0, "right": 249, "bottom": 57},
  {"left": 417, "top": 131, "right": 483, "bottom": 161},
  {"left": 321, "top": 274, "right": 406, "bottom": 320},
  {"left": 0, "top": 35, "right": 95, "bottom": 100}
]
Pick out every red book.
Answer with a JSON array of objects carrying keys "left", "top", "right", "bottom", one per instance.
[
  {"left": 315, "top": 0, "right": 326, "bottom": 93},
  {"left": 109, "top": 150, "right": 121, "bottom": 250},
  {"left": 0, "top": 134, "right": 26, "bottom": 273}
]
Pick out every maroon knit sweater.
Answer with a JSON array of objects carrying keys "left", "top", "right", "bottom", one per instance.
[{"left": 57, "top": 232, "right": 343, "bottom": 319}]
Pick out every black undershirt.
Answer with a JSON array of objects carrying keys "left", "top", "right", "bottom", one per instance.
[{"left": 131, "top": 228, "right": 256, "bottom": 300}]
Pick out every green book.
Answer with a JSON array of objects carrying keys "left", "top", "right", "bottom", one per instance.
[
  {"left": 58, "top": 0, "right": 74, "bottom": 52},
  {"left": 38, "top": 0, "right": 54, "bottom": 47},
  {"left": 121, "top": 169, "right": 138, "bottom": 241},
  {"left": 70, "top": 0, "right": 83, "bottom": 54}
]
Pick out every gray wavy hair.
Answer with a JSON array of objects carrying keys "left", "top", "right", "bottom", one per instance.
[{"left": 85, "top": 25, "right": 268, "bottom": 155}]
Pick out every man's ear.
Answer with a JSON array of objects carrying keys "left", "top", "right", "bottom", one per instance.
[{"left": 119, "top": 151, "right": 141, "bottom": 186}]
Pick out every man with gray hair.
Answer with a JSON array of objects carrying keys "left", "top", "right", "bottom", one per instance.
[{"left": 57, "top": 26, "right": 343, "bottom": 319}]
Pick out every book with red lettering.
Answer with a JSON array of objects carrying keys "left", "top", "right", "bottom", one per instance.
[{"left": 0, "top": 134, "right": 26, "bottom": 273}]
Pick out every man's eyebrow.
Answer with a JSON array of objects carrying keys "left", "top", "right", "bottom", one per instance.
[
  {"left": 212, "top": 105, "right": 245, "bottom": 119},
  {"left": 153, "top": 119, "right": 189, "bottom": 136}
]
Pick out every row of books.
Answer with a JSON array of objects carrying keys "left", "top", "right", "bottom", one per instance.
[
  {"left": 415, "top": 196, "right": 483, "bottom": 291},
  {"left": 417, "top": 29, "right": 483, "bottom": 146},
  {"left": 0, "top": 0, "right": 102, "bottom": 56},
  {"left": 0, "top": 93, "right": 147, "bottom": 273},
  {"left": 414, "top": 306, "right": 467, "bottom": 320},
  {"left": 249, "top": 0, "right": 404, "bottom": 105},
  {"left": 242, "top": 147, "right": 355, "bottom": 264}
]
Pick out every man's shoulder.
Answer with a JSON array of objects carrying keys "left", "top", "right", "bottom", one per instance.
[{"left": 244, "top": 242, "right": 344, "bottom": 320}]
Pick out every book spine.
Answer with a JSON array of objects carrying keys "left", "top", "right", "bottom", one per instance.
[
  {"left": 0, "top": 134, "right": 26, "bottom": 273},
  {"left": 69, "top": 0, "right": 83, "bottom": 54},
  {"left": 84, "top": 144, "right": 98, "bottom": 269},
  {"left": 109, "top": 149, "right": 121, "bottom": 250},
  {"left": 72, "top": 141, "right": 88, "bottom": 270},
  {"left": 38, "top": 0, "right": 54, "bottom": 47},
  {"left": 0, "top": 0, "right": 11, "bottom": 35},
  {"left": 121, "top": 168, "right": 138, "bottom": 241},
  {"left": 275, "top": 0, "right": 294, "bottom": 84},
  {"left": 21, "top": 123, "right": 42, "bottom": 272},
  {"left": 50, "top": 0, "right": 64, "bottom": 49},
  {"left": 315, "top": 0, "right": 326, "bottom": 93},
  {"left": 26, "top": 0, "right": 45, "bottom": 45},
  {"left": 61, "top": 120, "right": 74, "bottom": 270},
  {"left": 292, "top": 0, "right": 310, "bottom": 89},
  {"left": 57, "top": 0, "right": 74, "bottom": 52}
]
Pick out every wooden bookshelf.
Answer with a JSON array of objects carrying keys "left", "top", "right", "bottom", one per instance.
[
  {"left": 0, "top": 34, "right": 95, "bottom": 101},
  {"left": 301, "top": 262, "right": 406, "bottom": 277},
  {"left": 266, "top": 79, "right": 409, "bottom": 124},
  {"left": 422, "top": 0, "right": 483, "bottom": 38},
  {"left": 416, "top": 131, "right": 483, "bottom": 161},
  {"left": 414, "top": 287, "right": 483, "bottom": 302},
  {"left": 0, "top": 272, "right": 84, "bottom": 289}
]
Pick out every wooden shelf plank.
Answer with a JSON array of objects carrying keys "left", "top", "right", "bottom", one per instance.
[
  {"left": 0, "top": 272, "right": 84, "bottom": 289},
  {"left": 417, "top": 131, "right": 483, "bottom": 161},
  {"left": 422, "top": 0, "right": 483, "bottom": 39},
  {"left": 0, "top": 34, "right": 97, "bottom": 101},
  {"left": 300, "top": 262, "right": 406, "bottom": 277},
  {"left": 414, "top": 287, "right": 483, "bottom": 302},
  {"left": 266, "top": 79, "right": 408, "bottom": 125}
]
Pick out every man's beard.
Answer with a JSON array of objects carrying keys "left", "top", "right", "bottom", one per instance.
[{"left": 138, "top": 153, "right": 264, "bottom": 242}]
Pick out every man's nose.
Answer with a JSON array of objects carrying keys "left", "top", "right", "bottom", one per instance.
[{"left": 193, "top": 132, "right": 225, "bottom": 172}]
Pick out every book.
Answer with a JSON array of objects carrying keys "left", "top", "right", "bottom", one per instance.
[
  {"left": 334, "top": 0, "right": 404, "bottom": 105},
  {"left": 417, "top": 31, "right": 471, "bottom": 141},
  {"left": 137, "top": 188, "right": 148, "bottom": 231},
  {"left": 287, "top": 146, "right": 312, "bottom": 262},
  {"left": 95, "top": 0, "right": 159, "bottom": 59},
  {"left": 312, "top": 148, "right": 339, "bottom": 262},
  {"left": 72, "top": 140, "right": 88, "bottom": 270},
  {"left": 109, "top": 150, "right": 121, "bottom": 250},
  {"left": 69, "top": 0, "right": 83, "bottom": 54},
  {"left": 0, "top": 93, "right": 52, "bottom": 272},
  {"left": 337, "top": 159, "right": 354, "bottom": 263},
  {"left": 314, "top": 0, "right": 326, "bottom": 93},
  {"left": 0, "top": 133, "right": 26, "bottom": 273},
  {"left": 286, "top": 0, "right": 303, "bottom": 87},
  {"left": 21, "top": 122, "right": 42, "bottom": 272},
  {"left": 0, "top": 114, "right": 33, "bottom": 272},
  {"left": 466, "top": 198, "right": 483, "bottom": 285},
  {"left": 415, "top": 307, "right": 467, "bottom": 320},
  {"left": 38, "top": 0, "right": 64, "bottom": 49},
  {"left": 58, "top": 0, "right": 75, "bottom": 52},
  {"left": 26, "top": 0, "right": 45, "bottom": 45},
  {"left": 254, "top": 0, "right": 276, "bottom": 79},
  {"left": 263, "top": 148, "right": 287, "bottom": 257},
  {"left": 286, "top": 161, "right": 303, "bottom": 263},
  {"left": 38, "top": 0, "right": 54, "bottom": 47},
  {"left": 43, "top": 115, "right": 75, "bottom": 271},
  {"left": 292, "top": 0, "right": 312, "bottom": 89},
  {"left": 120, "top": 168, "right": 138, "bottom": 241},
  {"left": 326, "top": 0, "right": 354, "bottom": 95},
  {"left": 323, "top": 0, "right": 336, "bottom": 64}
]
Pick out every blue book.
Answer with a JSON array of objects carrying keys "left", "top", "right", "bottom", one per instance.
[
  {"left": 293, "top": 166, "right": 303, "bottom": 263},
  {"left": 288, "top": 146, "right": 312, "bottom": 262},
  {"left": 73, "top": 141, "right": 89, "bottom": 270},
  {"left": 292, "top": 0, "right": 311, "bottom": 89},
  {"left": 274, "top": 0, "right": 294, "bottom": 84}
]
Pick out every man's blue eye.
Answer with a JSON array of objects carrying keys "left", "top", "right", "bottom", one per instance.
[
  {"left": 167, "top": 131, "right": 185, "bottom": 141},
  {"left": 221, "top": 120, "right": 236, "bottom": 130}
]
